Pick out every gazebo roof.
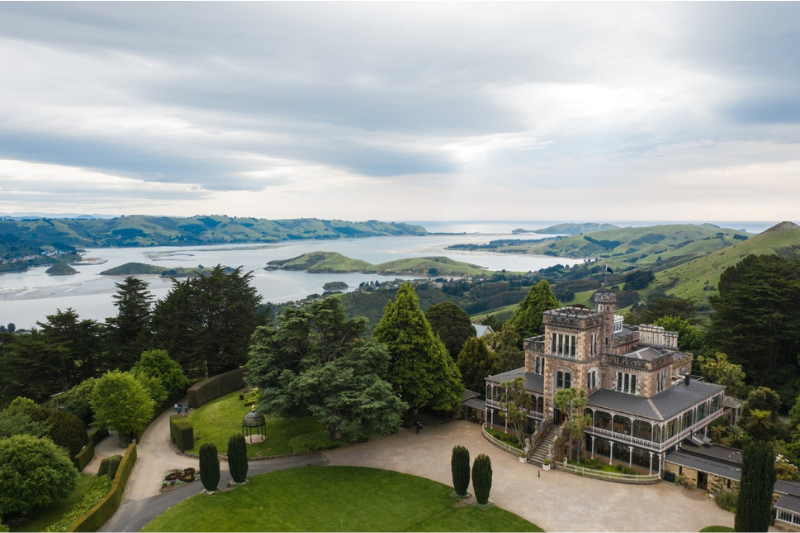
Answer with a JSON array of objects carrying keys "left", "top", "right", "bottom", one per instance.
[{"left": 243, "top": 405, "right": 266, "bottom": 428}]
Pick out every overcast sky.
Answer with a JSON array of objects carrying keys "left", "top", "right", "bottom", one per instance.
[{"left": 0, "top": 2, "right": 798, "bottom": 222}]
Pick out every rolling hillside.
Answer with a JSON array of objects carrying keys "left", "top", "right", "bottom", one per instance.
[
  {"left": 513, "top": 222, "right": 618, "bottom": 234},
  {"left": 645, "top": 221, "right": 800, "bottom": 306},
  {"left": 267, "top": 252, "right": 493, "bottom": 277}
]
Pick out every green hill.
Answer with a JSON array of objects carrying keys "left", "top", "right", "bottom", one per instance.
[
  {"left": 645, "top": 221, "right": 800, "bottom": 306},
  {"left": 514, "top": 222, "right": 618, "bottom": 235},
  {"left": 100, "top": 262, "right": 218, "bottom": 278},
  {"left": 45, "top": 263, "right": 78, "bottom": 275},
  {"left": 267, "top": 252, "right": 493, "bottom": 277},
  {"left": 0, "top": 216, "right": 428, "bottom": 260}
]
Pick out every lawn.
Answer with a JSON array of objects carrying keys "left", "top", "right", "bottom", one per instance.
[
  {"left": 187, "top": 391, "right": 326, "bottom": 458},
  {"left": 10, "top": 473, "right": 95, "bottom": 532},
  {"left": 142, "top": 466, "right": 542, "bottom": 532}
]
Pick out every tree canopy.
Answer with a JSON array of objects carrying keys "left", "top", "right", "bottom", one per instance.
[
  {"left": 91, "top": 370, "right": 155, "bottom": 443},
  {"left": 483, "top": 323, "right": 524, "bottom": 372},
  {"left": 425, "top": 301, "right": 476, "bottom": 360},
  {"left": 246, "top": 297, "right": 406, "bottom": 440},
  {"left": 509, "top": 280, "right": 559, "bottom": 340},
  {"left": 132, "top": 349, "right": 188, "bottom": 398},
  {"left": 373, "top": 283, "right": 463, "bottom": 413},
  {"left": 735, "top": 440, "right": 776, "bottom": 532},
  {"left": 105, "top": 276, "right": 154, "bottom": 371},
  {"left": 456, "top": 337, "right": 501, "bottom": 394}
]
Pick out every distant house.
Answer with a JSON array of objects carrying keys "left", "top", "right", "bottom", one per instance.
[{"left": 472, "top": 324, "right": 494, "bottom": 338}]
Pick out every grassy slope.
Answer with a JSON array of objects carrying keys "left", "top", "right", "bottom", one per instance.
[
  {"left": 187, "top": 391, "right": 325, "bottom": 459},
  {"left": 517, "top": 222, "right": 618, "bottom": 234},
  {"left": 644, "top": 224, "right": 800, "bottom": 306},
  {"left": 10, "top": 473, "right": 94, "bottom": 532},
  {"left": 272, "top": 252, "right": 494, "bottom": 276},
  {"left": 142, "top": 466, "right": 541, "bottom": 532}
]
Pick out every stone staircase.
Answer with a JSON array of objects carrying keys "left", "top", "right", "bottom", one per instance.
[{"left": 529, "top": 424, "right": 559, "bottom": 466}]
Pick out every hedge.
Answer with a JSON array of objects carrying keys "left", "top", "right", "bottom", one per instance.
[
  {"left": 187, "top": 368, "right": 245, "bottom": 409},
  {"left": 88, "top": 428, "right": 108, "bottom": 447},
  {"left": 288, "top": 431, "right": 343, "bottom": 453},
  {"left": 68, "top": 443, "right": 137, "bottom": 532},
  {"left": 73, "top": 438, "right": 95, "bottom": 471},
  {"left": 170, "top": 415, "right": 195, "bottom": 452}
]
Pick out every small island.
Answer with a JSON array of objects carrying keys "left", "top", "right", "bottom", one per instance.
[
  {"left": 100, "top": 262, "right": 220, "bottom": 278},
  {"left": 513, "top": 223, "right": 618, "bottom": 235},
  {"left": 267, "top": 252, "right": 493, "bottom": 277},
  {"left": 45, "top": 263, "right": 78, "bottom": 276},
  {"left": 323, "top": 281, "right": 349, "bottom": 291}
]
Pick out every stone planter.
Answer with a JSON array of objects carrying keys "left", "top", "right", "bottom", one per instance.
[
  {"left": 543, "top": 463, "right": 551, "bottom": 471},
  {"left": 519, "top": 456, "right": 526, "bottom": 463}
]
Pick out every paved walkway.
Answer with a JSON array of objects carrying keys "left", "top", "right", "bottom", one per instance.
[{"left": 91, "top": 411, "right": 734, "bottom": 532}]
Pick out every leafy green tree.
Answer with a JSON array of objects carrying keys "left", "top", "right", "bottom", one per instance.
[
  {"left": 483, "top": 323, "right": 524, "bottom": 372},
  {"left": 132, "top": 349, "right": 188, "bottom": 398},
  {"left": 227, "top": 434, "right": 248, "bottom": 484},
  {"left": 741, "top": 387, "right": 783, "bottom": 442},
  {"left": 151, "top": 266, "right": 265, "bottom": 380},
  {"left": 425, "top": 302, "right": 476, "bottom": 360},
  {"left": 0, "top": 434, "right": 78, "bottom": 517},
  {"left": 653, "top": 316, "right": 707, "bottom": 353},
  {"left": 456, "top": 337, "right": 501, "bottom": 394},
  {"left": 708, "top": 254, "right": 800, "bottom": 405},
  {"left": 451, "top": 445, "right": 470, "bottom": 497},
  {"left": 499, "top": 376, "right": 533, "bottom": 448},
  {"left": 59, "top": 378, "right": 97, "bottom": 426},
  {"left": 199, "top": 443, "right": 220, "bottom": 493},
  {"left": 509, "top": 280, "right": 559, "bottom": 340},
  {"left": 247, "top": 298, "right": 406, "bottom": 441},
  {"left": 373, "top": 283, "right": 463, "bottom": 413},
  {"left": 735, "top": 440, "right": 776, "bottom": 532},
  {"left": 554, "top": 388, "right": 590, "bottom": 461},
  {"left": 130, "top": 369, "right": 168, "bottom": 405},
  {"left": 0, "top": 400, "right": 50, "bottom": 439},
  {"left": 472, "top": 454, "right": 492, "bottom": 505},
  {"left": 698, "top": 352, "right": 746, "bottom": 399},
  {"left": 91, "top": 370, "right": 155, "bottom": 445},
  {"left": 105, "top": 277, "right": 154, "bottom": 371}
]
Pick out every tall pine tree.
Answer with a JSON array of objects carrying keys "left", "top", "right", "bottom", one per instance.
[
  {"left": 373, "top": 283, "right": 463, "bottom": 413},
  {"left": 105, "top": 277, "right": 154, "bottom": 371},
  {"left": 509, "top": 280, "right": 559, "bottom": 340},
  {"left": 735, "top": 440, "right": 776, "bottom": 532}
]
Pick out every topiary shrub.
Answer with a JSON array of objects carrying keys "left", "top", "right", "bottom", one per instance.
[
  {"left": 107, "top": 454, "right": 123, "bottom": 479},
  {"left": 47, "top": 410, "right": 88, "bottom": 458},
  {"left": 451, "top": 445, "right": 470, "bottom": 497},
  {"left": 472, "top": 454, "right": 493, "bottom": 505},
  {"left": 227, "top": 434, "right": 248, "bottom": 484},
  {"left": 97, "top": 457, "right": 111, "bottom": 477},
  {"left": 199, "top": 443, "right": 220, "bottom": 493},
  {"left": 169, "top": 415, "right": 194, "bottom": 452}
]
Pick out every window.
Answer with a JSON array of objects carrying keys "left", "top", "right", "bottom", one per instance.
[
  {"left": 590, "top": 333, "right": 598, "bottom": 356},
  {"left": 615, "top": 372, "right": 637, "bottom": 395},
  {"left": 587, "top": 369, "right": 598, "bottom": 390},
  {"left": 534, "top": 356, "right": 544, "bottom": 375},
  {"left": 556, "top": 371, "right": 572, "bottom": 389},
  {"left": 657, "top": 370, "right": 666, "bottom": 393},
  {"left": 551, "top": 333, "right": 577, "bottom": 358}
]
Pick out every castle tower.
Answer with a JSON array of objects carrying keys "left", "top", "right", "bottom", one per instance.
[{"left": 594, "top": 292, "right": 617, "bottom": 353}]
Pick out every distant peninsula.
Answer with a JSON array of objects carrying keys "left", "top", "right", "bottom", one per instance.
[
  {"left": 267, "top": 252, "right": 493, "bottom": 277},
  {"left": 100, "top": 262, "right": 220, "bottom": 278},
  {"left": 513, "top": 223, "right": 618, "bottom": 235}
]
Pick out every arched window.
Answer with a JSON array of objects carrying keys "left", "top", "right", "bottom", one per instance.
[{"left": 586, "top": 368, "right": 598, "bottom": 390}]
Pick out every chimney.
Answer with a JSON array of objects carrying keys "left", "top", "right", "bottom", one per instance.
[{"left": 684, "top": 373, "right": 691, "bottom": 386}]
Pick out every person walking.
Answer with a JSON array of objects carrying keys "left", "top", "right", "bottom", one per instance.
[{"left": 415, "top": 420, "right": 422, "bottom": 434}]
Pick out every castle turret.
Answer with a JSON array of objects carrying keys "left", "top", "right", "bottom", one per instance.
[{"left": 594, "top": 292, "right": 616, "bottom": 353}]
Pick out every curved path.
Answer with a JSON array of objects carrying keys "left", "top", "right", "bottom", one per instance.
[{"left": 91, "top": 410, "right": 734, "bottom": 532}]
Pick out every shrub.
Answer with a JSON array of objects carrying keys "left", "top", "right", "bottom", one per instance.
[
  {"left": 451, "top": 445, "right": 470, "bottom": 497},
  {"left": 108, "top": 454, "right": 123, "bottom": 479},
  {"left": 288, "top": 431, "right": 343, "bottom": 452},
  {"left": 73, "top": 438, "right": 94, "bottom": 471},
  {"left": 472, "top": 454, "right": 493, "bottom": 505},
  {"left": 43, "top": 475, "right": 113, "bottom": 532},
  {"left": 715, "top": 490, "right": 738, "bottom": 512},
  {"left": 227, "top": 434, "right": 248, "bottom": 484},
  {"left": 187, "top": 368, "right": 245, "bottom": 409},
  {"left": 199, "top": 443, "right": 220, "bottom": 493},
  {"left": 47, "top": 410, "right": 88, "bottom": 458},
  {"left": 97, "top": 457, "right": 111, "bottom": 477},
  {"left": 170, "top": 415, "right": 194, "bottom": 452},
  {"left": 0, "top": 434, "right": 78, "bottom": 516}
]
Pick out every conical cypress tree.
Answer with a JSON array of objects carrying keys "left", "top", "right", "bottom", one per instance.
[
  {"left": 228, "top": 434, "right": 249, "bottom": 484},
  {"left": 472, "top": 454, "right": 493, "bottom": 505},
  {"left": 199, "top": 443, "right": 220, "bottom": 493},
  {"left": 451, "top": 445, "right": 471, "bottom": 497},
  {"left": 735, "top": 441, "right": 776, "bottom": 532}
]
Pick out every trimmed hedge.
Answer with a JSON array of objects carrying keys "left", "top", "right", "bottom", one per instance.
[
  {"left": 107, "top": 455, "right": 122, "bottom": 479},
  {"left": 88, "top": 428, "right": 108, "bottom": 447},
  {"left": 97, "top": 458, "right": 110, "bottom": 477},
  {"left": 170, "top": 415, "right": 195, "bottom": 452},
  {"left": 187, "top": 368, "right": 245, "bottom": 409},
  {"left": 68, "top": 444, "right": 137, "bottom": 532},
  {"left": 288, "top": 431, "right": 343, "bottom": 453},
  {"left": 73, "top": 438, "right": 95, "bottom": 471}
]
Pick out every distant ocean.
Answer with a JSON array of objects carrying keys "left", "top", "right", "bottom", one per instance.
[{"left": 410, "top": 220, "right": 783, "bottom": 235}]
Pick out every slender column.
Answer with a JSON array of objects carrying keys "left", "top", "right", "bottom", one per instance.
[
  {"left": 629, "top": 446, "right": 633, "bottom": 467},
  {"left": 591, "top": 436, "right": 596, "bottom": 459},
  {"left": 658, "top": 453, "right": 663, "bottom": 475},
  {"left": 649, "top": 452, "right": 653, "bottom": 475},
  {"left": 609, "top": 442, "right": 614, "bottom": 465}
]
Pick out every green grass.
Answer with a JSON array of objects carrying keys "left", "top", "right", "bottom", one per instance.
[
  {"left": 142, "top": 466, "right": 542, "bottom": 532},
  {"left": 10, "top": 473, "right": 95, "bottom": 532},
  {"left": 270, "top": 251, "right": 498, "bottom": 276},
  {"left": 699, "top": 527, "right": 734, "bottom": 532},
  {"left": 187, "top": 391, "right": 326, "bottom": 458}
]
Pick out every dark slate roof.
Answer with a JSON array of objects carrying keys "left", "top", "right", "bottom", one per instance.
[
  {"left": 462, "top": 389, "right": 481, "bottom": 402},
  {"left": 485, "top": 367, "right": 543, "bottom": 393},
  {"left": 776, "top": 495, "right": 800, "bottom": 514},
  {"left": 776, "top": 481, "right": 800, "bottom": 499},
  {"left": 680, "top": 442, "right": 741, "bottom": 465},
  {"left": 651, "top": 380, "right": 725, "bottom": 419},
  {"left": 665, "top": 451, "right": 742, "bottom": 481},
  {"left": 614, "top": 326, "right": 637, "bottom": 338},
  {"left": 619, "top": 346, "right": 666, "bottom": 361},
  {"left": 587, "top": 380, "right": 724, "bottom": 421},
  {"left": 463, "top": 398, "right": 486, "bottom": 410}
]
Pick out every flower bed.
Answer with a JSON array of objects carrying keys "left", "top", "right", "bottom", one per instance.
[{"left": 162, "top": 468, "right": 200, "bottom": 491}]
